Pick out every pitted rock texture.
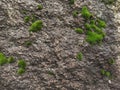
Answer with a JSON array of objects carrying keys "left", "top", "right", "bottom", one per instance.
[{"left": 0, "top": 0, "right": 120, "bottom": 90}]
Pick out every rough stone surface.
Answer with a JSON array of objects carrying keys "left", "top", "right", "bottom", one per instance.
[{"left": 0, "top": 0, "right": 120, "bottom": 90}]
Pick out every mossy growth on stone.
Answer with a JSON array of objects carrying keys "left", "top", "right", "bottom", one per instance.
[
  {"left": 90, "top": 20, "right": 96, "bottom": 25},
  {"left": 31, "top": 15, "right": 37, "bottom": 23},
  {"left": 108, "top": 58, "right": 115, "bottom": 65},
  {"left": 7, "top": 56, "right": 14, "bottom": 63},
  {"left": 17, "top": 59, "right": 26, "bottom": 75},
  {"left": 24, "top": 16, "right": 30, "bottom": 23},
  {"left": 0, "top": 53, "right": 7, "bottom": 66},
  {"left": 101, "top": 69, "right": 106, "bottom": 75},
  {"left": 85, "top": 22, "right": 105, "bottom": 44},
  {"left": 100, "top": 69, "right": 111, "bottom": 78},
  {"left": 18, "top": 60, "right": 26, "bottom": 69},
  {"left": 24, "top": 41, "right": 32, "bottom": 47},
  {"left": 97, "top": 19, "right": 106, "bottom": 28},
  {"left": 72, "top": 10, "right": 79, "bottom": 17},
  {"left": 76, "top": 52, "right": 83, "bottom": 61},
  {"left": 81, "top": 6, "right": 92, "bottom": 19},
  {"left": 85, "top": 23, "right": 92, "bottom": 31},
  {"left": 75, "top": 28, "right": 84, "bottom": 34},
  {"left": 17, "top": 68, "right": 25, "bottom": 75},
  {"left": 29, "top": 20, "right": 43, "bottom": 32},
  {"left": 105, "top": 71, "right": 111, "bottom": 77},
  {"left": 69, "top": 0, "right": 75, "bottom": 4},
  {"left": 37, "top": 4, "right": 43, "bottom": 10},
  {"left": 86, "top": 32, "right": 103, "bottom": 45},
  {"left": 73, "top": 6, "right": 106, "bottom": 45},
  {"left": 90, "top": 24, "right": 105, "bottom": 37}
]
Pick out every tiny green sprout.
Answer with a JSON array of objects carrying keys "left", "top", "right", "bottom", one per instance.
[
  {"left": 69, "top": 0, "right": 75, "bottom": 4},
  {"left": 31, "top": 15, "right": 37, "bottom": 22},
  {"left": 17, "top": 68, "right": 25, "bottom": 75},
  {"left": 47, "top": 71, "right": 55, "bottom": 76},
  {"left": 86, "top": 32, "right": 103, "bottom": 44},
  {"left": 100, "top": 69, "right": 106, "bottom": 75},
  {"left": 97, "top": 19, "right": 106, "bottom": 28},
  {"left": 7, "top": 56, "right": 14, "bottom": 63},
  {"left": 81, "top": 6, "right": 92, "bottom": 19},
  {"left": 72, "top": 10, "right": 79, "bottom": 17},
  {"left": 108, "top": 58, "right": 115, "bottom": 65},
  {"left": 0, "top": 53, "right": 7, "bottom": 66},
  {"left": 29, "top": 20, "right": 43, "bottom": 32},
  {"left": 37, "top": 4, "right": 43, "bottom": 10},
  {"left": 18, "top": 60, "right": 26, "bottom": 69},
  {"left": 24, "top": 16, "right": 30, "bottom": 23},
  {"left": 22, "top": 10, "right": 27, "bottom": 14},
  {"left": 24, "top": 41, "right": 32, "bottom": 47},
  {"left": 77, "top": 52, "right": 83, "bottom": 61},
  {"left": 75, "top": 28, "right": 84, "bottom": 34},
  {"left": 105, "top": 71, "right": 111, "bottom": 77}
]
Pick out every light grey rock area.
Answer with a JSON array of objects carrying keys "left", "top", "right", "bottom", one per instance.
[{"left": 0, "top": 0, "right": 120, "bottom": 90}]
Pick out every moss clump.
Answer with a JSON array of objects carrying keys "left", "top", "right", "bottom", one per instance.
[
  {"left": 17, "top": 68, "right": 25, "bottom": 75},
  {"left": 7, "top": 56, "right": 14, "bottom": 63},
  {"left": 85, "top": 23, "right": 92, "bottom": 31},
  {"left": 86, "top": 32, "right": 103, "bottom": 44},
  {"left": 69, "top": 0, "right": 75, "bottom": 4},
  {"left": 37, "top": 4, "right": 43, "bottom": 10},
  {"left": 72, "top": 6, "right": 107, "bottom": 45},
  {"left": 24, "top": 41, "right": 32, "bottom": 47},
  {"left": 108, "top": 58, "right": 115, "bottom": 65},
  {"left": 100, "top": 69, "right": 111, "bottom": 77},
  {"left": 85, "top": 23, "right": 105, "bottom": 43},
  {"left": 97, "top": 19, "right": 106, "bottom": 28},
  {"left": 17, "top": 60, "right": 26, "bottom": 75},
  {"left": 101, "top": 69, "right": 106, "bottom": 75},
  {"left": 105, "top": 71, "right": 111, "bottom": 77},
  {"left": 72, "top": 10, "right": 79, "bottom": 17},
  {"left": 90, "top": 24, "right": 105, "bottom": 36},
  {"left": 90, "top": 20, "right": 96, "bottom": 25},
  {"left": 75, "top": 28, "right": 84, "bottom": 34},
  {"left": 24, "top": 16, "right": 30, "bottom": 23},
  {"left": 77, "top": 52, "right": 83, "bottom": 61},
  {"left": 81, "top": 6, "right": 92, "bottom": 19},
  {"left": 18, "top": 60, "right": 26, "bottom": 69},
  {"left": 0, "top": 53, "right": 7, "bottom": 66},
  {"left": 29, "top": 20, "right": 43, "bottom": 32}
]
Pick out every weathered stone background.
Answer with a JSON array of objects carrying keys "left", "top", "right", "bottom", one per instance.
[{"left": 0, "top": 0, "right": 120, "bottom": 90}]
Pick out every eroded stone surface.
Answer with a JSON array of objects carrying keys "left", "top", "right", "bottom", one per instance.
[{"left": 0, "top": 0, "right": 120, "bottom": 90}]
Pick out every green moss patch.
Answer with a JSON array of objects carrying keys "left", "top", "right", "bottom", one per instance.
[
  {"left": 17, "top": 68, "right": 25, "bottom": 75},
  {"left": 37, "top": 4, "right": 43, "bottom": 10},
  {"left": 77, "top": 52, "right": 83, "bottom": 61},
  {"left": 0, "top": 53, "right": 7, "bottom": 66},
  {"left": 7, "top": 56, "right": 14, "bottom": 63},
  {"left": 81, "top": 6, "right": 92, "bottom": 19},
  {"left": 18, "top": 60, "right": 26, "bottom": 69},
  {"left": 86, "top": 32, "right": 103, "bottom": 45},
  {"left": 29, "top": 20, "right": 43, "bottom": 32},
  {"left": 75, "top": 28, "right": 84, "bottom": 34}
]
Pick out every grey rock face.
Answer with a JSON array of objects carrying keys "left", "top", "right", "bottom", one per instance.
[{"left": 0, "top": 0, "right": 120, "bottom": 90}]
